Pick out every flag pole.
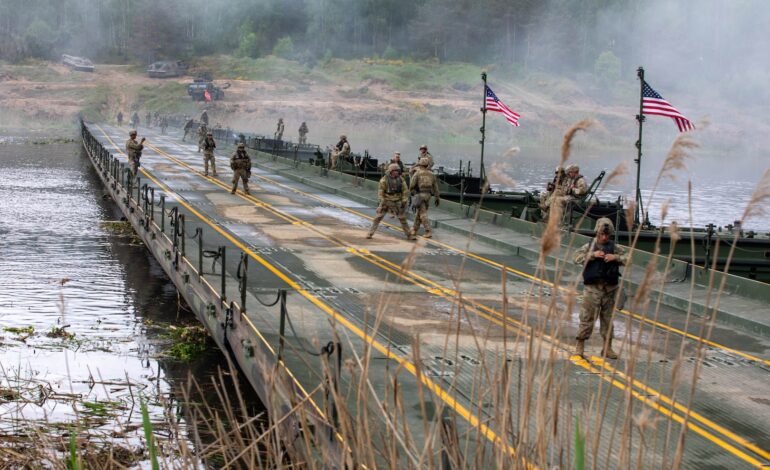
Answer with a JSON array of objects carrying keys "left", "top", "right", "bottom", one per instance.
[
  {"left": 480, "top": 72, "right": 488, "bottom": 187},
  {"left": 634, "top": 66, "right": 646, "bottom": 227}
]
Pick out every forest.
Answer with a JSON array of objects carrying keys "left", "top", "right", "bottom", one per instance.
[{"left": 1, "top": 0, "right": 767, "bottom": 94}]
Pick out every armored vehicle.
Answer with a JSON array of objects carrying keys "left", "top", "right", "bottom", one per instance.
[
  {"left": 147, "top": 60, "right": 187, "bottom": 78},
  {"left": 187, "top": 79, "right": 229, "bottom": 101},
  {"left": 62, "top": 54, "right": 94, "bottom": 72}
]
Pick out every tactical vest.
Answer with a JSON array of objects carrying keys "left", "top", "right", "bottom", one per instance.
[
  {"left": 582, "top": 240, "right": 621, "bottom": 286},
  {"left": 203, "top": 138, "right": 215, "bottom": 151},
  {"left": 415, "top": 171, "right": 436, "bottom": 193},
  {"left": 384, "top": 176, "right": 402, "bottom": 195}
]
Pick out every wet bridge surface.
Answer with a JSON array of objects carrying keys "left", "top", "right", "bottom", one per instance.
[{"left": 83, "top": 122, "right": 770, "bottom": 469}]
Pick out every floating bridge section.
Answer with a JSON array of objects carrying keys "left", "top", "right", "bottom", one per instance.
[{"left": 81, "top": 121, "right": 770, "bottom": 468}]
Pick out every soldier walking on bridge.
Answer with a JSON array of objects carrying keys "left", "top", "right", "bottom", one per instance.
[
  {"left": 117, "top": 111, "right": 124, "bottom": 126},
  {"left": 200, "top": 110, "right": 209, "bottom": 127},
  {"left": 130, "top": 112, "right": 140, "bottom": 129},
  {"left": 202, "top": 132, "right": 217, "bottom": 177},
  {"left": 182, "top": 118, "right": 194, "bottom": 141},
  {"left": 409, "top": 157, "right": 440, "bottom": 238},
  {"left": 275, "top": 118, "right": 285, "bottom": 141},
  {"left": 145, "top": 111, "right": 152, "bottom": 128},
  {"left": 366, "top": 163, "right": 413, "bottom": 240},
  {"left": 125, "top": 130, "right": 145, "bottom": 180},
  {"left": 298, "top": 121, "right": 308, "bottom": 144},
  {"left": 573, "top": 217, "right": 628, "bottom": 359},
  {"left": 160, "top": 115, "right": 168, "bottom": 135},
  {"left": 197, "top": 124, "right": 208, "bottom": 153},
  {"left": 230, "top": 143, "right": 252, "bottom": 195}
]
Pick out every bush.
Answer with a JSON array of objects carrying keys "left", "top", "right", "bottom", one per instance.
[
  {"left": 238, "top": 32, "right": 259, "bottom": 59},
  {"left": 382, "top": 45, "right": 398, "bottom": 60},
  {"left": 273, "top": 37, "right": 294, "bottom": 60}
]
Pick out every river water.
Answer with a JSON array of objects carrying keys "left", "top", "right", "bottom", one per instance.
[{"left": 0, "top": 135, "right": 262, "bottom": 464}]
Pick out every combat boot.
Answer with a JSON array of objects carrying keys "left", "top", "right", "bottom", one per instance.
[
  {"left": 424, "top": 230, "right": 433, "bottom": 239},
  {"left": 366, "top": 232, "right": 374, "bottom": 239},
  {"left": 601, "top": 338, "right": 619, "bottom": 360},
  {"left": 574, "top": 339, "right": 585, "bottom": 358}
]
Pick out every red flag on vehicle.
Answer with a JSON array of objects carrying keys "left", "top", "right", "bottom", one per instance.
[{"left": 204, "top": 89, "right": 212, "bottom": 102}]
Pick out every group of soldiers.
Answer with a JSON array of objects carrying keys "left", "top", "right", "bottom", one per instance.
[
  {"left": 124, "top": 120, "right": 621, "bottom": 360},
  {"left": 538, "top": 164, "right": 587, "bottom": 219},
  {"left": 273, "top": 118, "right": 310, "bottom": 144},
  {"left": 366, "top": 144, "right": 439, "bottom": 240},
  {"left": 117, "top": 110, "right": 169, "bottom": 134}
]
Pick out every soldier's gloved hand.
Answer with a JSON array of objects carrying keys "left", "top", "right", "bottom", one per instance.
[{"left": 434, "top": 198, "right": 440, "bottom": 207}]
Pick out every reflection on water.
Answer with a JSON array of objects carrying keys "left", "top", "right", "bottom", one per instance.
[{"left": 0, "top": 139, "right": 262, "bottom": 459}]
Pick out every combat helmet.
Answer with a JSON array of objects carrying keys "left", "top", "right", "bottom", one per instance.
[
  {"left": 387, "top": 163, "right": 401, "bottom": 173},
  {"left": 237, "top": 142, "right": 246, "bottom": 149},
  {"left": 594, "top": 217, "right": 615, "bottom": 235},
  {"left": 129, "top": 130, "right": 137, "bottom": 136},
  {"left": 566, "top": 164, "right": 579, "bottom": 173}
]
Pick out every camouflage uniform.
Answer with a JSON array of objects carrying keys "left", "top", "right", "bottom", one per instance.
[
  {"left": 130, "top": 112, "right": 140, "bottom": 129},
  {"left": 202, "top": 134, "right": 217, "bottom": 176},
  {"left": 367, "top": 164, "right": 413, "bottom": 239},
  {"left": 117, "top": 112, "right": 123, "bottom": 126},
  {"left": 145, "top": 112, "right": 152, "bottom": 128},
  {"left": 160, "top": 116, "right": 168, "bottom": 135},
  {"left": 410, "top": 146, "right": 434, "bottom": 175},
  {"left": 573, "top": 217, "right": 628, "bottom": 358},
  {"left": 197, "top": 125, "right": 208, "bottom": 152},
  {"left": 200, "top": 110, "right": 209, "bottom": 127},
  {"left": 298, "top": 122, "right": 308, "bottom": 144},
  {"left": 275, "top": 118, "right": 285, "bottom": 141},
  {"left": 330, "top": 136, "right": 350, "bottom": 169},
  {"left": 125, "top": 132, "right": 144, "bottom": 178},
  {"left": 409, "top": 158, "right": 440, "bottom": 238},
  {"left": 230, "top": 144, "right": 252, "bottom": 194},
  {"left": 182, "top": 119, "right": 194, "bottom": 141}
]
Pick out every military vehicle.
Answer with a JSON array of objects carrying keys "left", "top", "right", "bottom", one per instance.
[
  {"left": 147, "top": 60, "right": 187, "bottom": 78},
  {"left": 187, "top": 79, "right": 229, "bottom": 101},
  {"left": 62, "top": 54, "right": 94, "bottom": 72}
]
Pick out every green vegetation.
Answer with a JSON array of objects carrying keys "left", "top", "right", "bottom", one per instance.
[
  {"left": 195, "top": 55, "right": 326, "bottom": 84},
  {"left": 4, "top": 326, "right": 35, "bottom": 335},
  {"left": 135, "top": 82, "right": 195, "bottom": 115},
  {"left": 163, "top": 325, "right": 210, "bottom": 361},
  {"left": 140, "top": 399, "right": 160, "bottom": 470}
]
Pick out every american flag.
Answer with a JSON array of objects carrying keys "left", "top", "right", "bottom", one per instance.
[
  {"left": 485, "top": 85, "right": 520, "bottom": 127},
  {"left": 641, "top": 81, "right": 694, "bottom": 132}
]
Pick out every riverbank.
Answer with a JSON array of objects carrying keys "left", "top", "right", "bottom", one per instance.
[{"left": 2, "top": 57, "right": 765, "bottom": 156}]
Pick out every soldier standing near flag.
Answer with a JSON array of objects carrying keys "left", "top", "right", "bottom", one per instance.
[
  {"left": 230, "top": 143, "right": 252, "bottom": 195},
  {"left": 573, "top": 217, "right": 628, "bottom": 359},
  {"left": 275, "top": 118, "right": 285, "bottom": 141},
  {"left": 366, "top": 163, "right": 413, "bottom": 240},
  {"left": 409, "top": 157, "right": 440, "bottom": 238},
  {"left": 125, "top": 130, "right": 145, "bottom": 180},
  {"left": 298, "top": 121, "right": 308, "bottom": 144},
  {"left": 202, "top": 132, "right": 217, "bottom": 177}
]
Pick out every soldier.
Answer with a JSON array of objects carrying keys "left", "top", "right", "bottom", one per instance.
[
  {"left": 409, "top": 157, "right": 440, "bottom": 238},
  {"left": 197, "top": 124, "right": 208, "bottom": 153},
  {"left": 565, "top": 164, "right": 588, "bottom": 200},
  {"left": 230, "top": 143, "right": 252, "bottom": 195},
  {"left": 130, "top": 112, "right": 140, "bottom": 129},
  {"left": 410, "top": 144, "right": 434, "bottom": 175},
  {"left": 539, "top": 166, "right": 566, "bottom": 219},
  {"left": 275, "top": 118, "right": 285, "bottom": 141},
  {"left": 145, "top": 111, "right": 152, "bottom": 128},
  {"left": 298, "top": 121, "right": 308, "bottom": 144},
  {"left": 200, "top": 110, "right": 209, "bottom": 127},
  {"left": 160, "top": 115, "right": 168, "bottom": 135},
  {"left": 117, "top": 111, "right": 124, "bottom": 126},
  {"left": 367, "top": 163, "right": 414, "bottom": 240},
  {"left": 125, "top": 130, "right": 145, "bottom": 180},
  {"left": 573, "top": 217, "right": 628, "bottom": 359},
  {"left": 330, "top": 135, "right": 350, "bottom": 169},
  {"left": 153, "top": 111, "right": 160, "bottom": 126},
  {"left": 390, "top": 152, "right": 404, "bottom": 175},
  {"left": 202, "top": 131, "right": 217, "bottom": 177},
  {"left": 182, "top": 118, "right": 194, "bottom": 141}
]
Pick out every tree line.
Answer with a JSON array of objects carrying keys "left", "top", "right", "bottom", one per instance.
[{"left": 1, "top": 0, "right": 767, "bottom": 96}]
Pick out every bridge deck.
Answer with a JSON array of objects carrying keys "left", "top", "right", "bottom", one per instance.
[{"left": 84, "top": 122, "right": 770, "bottom": 468}]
